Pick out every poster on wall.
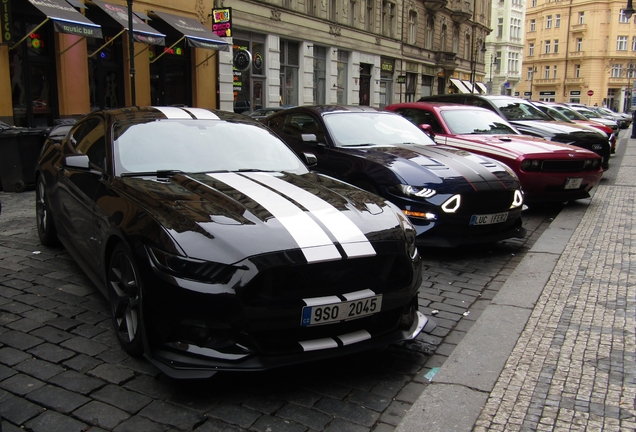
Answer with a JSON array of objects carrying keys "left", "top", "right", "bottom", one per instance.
[{"left": 212, "top": 8, "right": 232, "bottom": 38}]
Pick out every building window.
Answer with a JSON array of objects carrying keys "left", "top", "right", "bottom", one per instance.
[
  {"left": 529, "top": 43, "right": 534, "bottom": 56},
  {"left": 575, "top": 64, "right": 581, "bottom": 78},
  {"left": 531, "top": 0, "right": 536, "bottom": 6},
  {"left": 632, "top": 36, "right": 636, "bottom": 50},
  {"left": 620, "top": 9, "right": 631, "bottom": 23},
  {"left": 307, "top": 0, "right": 315, "bottom": 16},
  {"left": 617, "top": 36, "right": 628, "bottom": 50},
  {"left": 330, "top": 0, "right": 337, "bottom": 21},
  {"left": 426, "top": 17, "right": 435, "bottom": 49},
  {"left": 349, "top": 0, "right": 357, "bottom": 26},
  {"left": 553, "top": 65, "right": 557, "bottom": 78},
  {"left": 554, "top": 39, "right": 559, "bottom": 53},
  {"left": 453, "top": 27, "right": 459, "bottom": 53},
  {"left": 576, "top": 38, "right": 583, "bottom": 51},
  {"left": 544, "top": 66, "right": 550, "bottom": 79},
  {"left": 313, "top": 46, "right": 327, "bottom": 104},
  {"left": 365, "top": 0, "right": 373, "bottom": 31},
  {"left": 530, "top": 19, "right": 536, "bottom": 32},
  {"left": 408, "top": 10, "right": 417, "bottom": 44},
  {"left": 336, "top": 50, "right": 348, "bottom": 104},
  {"left": 546, "top": 15, "right": 552, "bottom": 28},
  {"left": 381, "top": 1, "right": 395, "bottom": 37},
  {"left": 440, "top": 24, "right": 447, "bottom": 51},
  {"left": 555, "top": 14, "right": 561, "bottom": 27},
  {"left": 464, "top": 34, "right": 471, "bottom": 59},
  {"left": 498, "top": 18, "right": 503, "bottom": 37},
  {"left": 510, "top": 18, "right": 520, "bottom": 39},
  {"left": 578, "top": 12, "right": 584, "bottom": 25},
  {"left": 527, "top": 67, "right": 533, "bottom": 80},
  {"left": 545, "top": 40, "right": 550, "bottom": 53},
  {"left": 508, "top": 52, "right": 519, "bottom": 73},
  {"left": 612, "top": 64, "right": 623, "bottom": 78},
  {"left": 280, "top": 40, "right": 299, "bottom": 106}
]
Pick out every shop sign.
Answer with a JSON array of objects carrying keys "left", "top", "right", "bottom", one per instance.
[
  {"left": 570, "top": 91, "right": 581, "bottom": 96},
  {"left": 381, "top": 58, "right": 394, "bottom": 73},
  {"left": 539, "top": 91, "right": 556, "bottom": 96},
  {"left": 212, "top": 8, "right": 231, "bottom": 38},
  {"left": 1, "top": 0, "right": 11, "bottom": 45},
  {"left": 233, "top": 47, "right": 252, "bottom": 71},
  {"left": 396, "top": 75, "right": 406, "bottom": 84},
  {"left": 253, "top": 52, "right": 263, "bottom": 71}
]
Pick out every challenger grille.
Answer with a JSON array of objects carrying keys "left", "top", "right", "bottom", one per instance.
[{"left": 540, "top": 160, "right": 595, "bottom": 172}]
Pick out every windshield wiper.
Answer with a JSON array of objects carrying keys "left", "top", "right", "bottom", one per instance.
[{"left": 120, "top": 170, "right": 184, "bottom": 178}]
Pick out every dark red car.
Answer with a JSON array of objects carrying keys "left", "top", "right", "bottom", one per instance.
[{"left": 385, "top": 102, "right": 604, "bottom": 204}]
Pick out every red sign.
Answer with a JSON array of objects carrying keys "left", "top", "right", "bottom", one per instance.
[{"left": 587, "top": 90, "right": 594, "bottom": 96}]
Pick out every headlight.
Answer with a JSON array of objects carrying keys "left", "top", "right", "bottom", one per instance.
[
  {"left": 510, "top": 189, "right": 523, "bottom": 209},
  {"left": 147, "top": 247, "right": 240, "bottom": 283},
  {"left": 394, "top": 211, "right": 419, "bottom": 260},
  {"left": 520, "top": 159, "right": 541, "bottom": 171},
  {"left": 397, "top": 184, "right": 437, "bottom": 198}
]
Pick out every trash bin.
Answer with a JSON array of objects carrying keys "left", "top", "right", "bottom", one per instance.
[{"left": 0, "top": 127, "right": 49, "bottom": 192}]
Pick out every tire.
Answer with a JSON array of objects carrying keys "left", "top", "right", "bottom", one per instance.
[
  {"left": 35, "top": 176, "right": 59, "bottom": 246},
  {"left": 108, "top": 243, "right": 145, "bottom": 357}
]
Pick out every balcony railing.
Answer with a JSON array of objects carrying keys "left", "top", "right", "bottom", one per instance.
[
  {"left": 570, "top": 23, "right": 587, "bottom": 32},
  {"left": 565, "top": 77, "right": 585, "bottom": 84},
  {"left": 422, "top": 0, "right": 448, "bottom": 11},
  {"left": 568, "top": 51, "right": 585, "bottom": 57},
  {"left": 534, "top": 78, "right": 561, "bottom": 85},
  {"left": 435, "top": 51, "right": 458, "bottom": 69}
]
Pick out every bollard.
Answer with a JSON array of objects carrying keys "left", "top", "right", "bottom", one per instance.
[{"left": 632, "top": 110, "right": 636, "bottom": 138}]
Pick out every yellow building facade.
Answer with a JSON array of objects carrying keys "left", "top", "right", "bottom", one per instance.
[{"left": 520, "top": 0, "right": 636, "bottom": 111}]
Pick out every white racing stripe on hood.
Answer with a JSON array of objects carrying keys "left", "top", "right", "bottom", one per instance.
[
  {"left": 243, "top": 172, "right": 376, "bottom": 258},
  {"left": 183, "top": 108, "right": 220, "bottom": 120},
  {"left": 208, "top": 173, "right": 342, "bottom": 263},
  {"left": 152, "top": 106, "right": 193, "bottom": 119}
]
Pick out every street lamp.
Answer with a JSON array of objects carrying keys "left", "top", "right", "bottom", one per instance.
[
  {"left": 624, "top": 0, "right": 635, "bottom": 19},
  {"left": 626, "top": 63, "right": 634, "bottom": 113},
  {"left": 489, "top": 54, "right": 497, "bottom": 94},
  {"left": 471, "top": 42, "right": 487, "bottom": 93},
  {"left": 127, "top": 0, "right": 136, "bottom": 106},
  {"left": 529, "top": 66, "right": 537, "bottom": 100}
]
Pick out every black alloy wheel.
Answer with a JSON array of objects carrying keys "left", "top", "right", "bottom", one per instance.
[
  {"left": 35, "top": 176, "right": 59, "bottom": 246},
  {"left": 108, "top": 243, "right": 144, "bottom": 357}
]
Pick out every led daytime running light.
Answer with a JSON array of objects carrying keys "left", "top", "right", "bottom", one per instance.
[{"left": 441, "top": 195, "right": 461, "bottom": 213}]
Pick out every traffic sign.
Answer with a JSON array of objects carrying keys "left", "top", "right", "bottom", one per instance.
[{"left": 587, "top": 90, "right": 594, "bottom": 96}]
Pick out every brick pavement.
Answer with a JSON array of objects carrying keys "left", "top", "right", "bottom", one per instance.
[
  {"left": 473, "top": 136, "right": 636, "bottom": 432},
  {"left": 397, "top": 130, "right": 635, "bottom": 431},
  {"left": 0, "top": 170, "right": 555, "bottom": 430}
]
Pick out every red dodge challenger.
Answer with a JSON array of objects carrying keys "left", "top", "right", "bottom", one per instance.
[{"left": 385, "top": 102, "right": 604, "bottom": 204}]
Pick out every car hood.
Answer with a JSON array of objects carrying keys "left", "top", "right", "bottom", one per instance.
[
  {"left": 438, "top": 134, "right": 600, "bottom": 160},
  {"left": 510, "top": 119, "right": 605, "bottom": 141},
  {"left": 341, "top": 143, "right": 519, "bottom": 191},
  {"left": 118, "top": 171, "right": 405, "bottom": 264}
]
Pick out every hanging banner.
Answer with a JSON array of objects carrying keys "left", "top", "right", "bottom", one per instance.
[{"left": 1, "top": 0, "right": 11, "bottom": 45}]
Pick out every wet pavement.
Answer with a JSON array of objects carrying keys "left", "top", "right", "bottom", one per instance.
[{"left": 0, "top": 155, "right": 576, "bottom": 431}]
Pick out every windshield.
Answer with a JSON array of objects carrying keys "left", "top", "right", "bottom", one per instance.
[
  {"left": 113, "top": 120, "right": 307, "bottom": 175},
  {"left": 542, "top": 106, "right": 573, "bottom": 123},
  {"left": 441, "top": 109, "right": 518, "bottom": 135},
  {"left": 323, "top": 112, "right": 436, "bottom": 147},
  {"left": 578, "top": 108, "right": 602, "bottom": 119},
  {"left": 551, "top": 106, "right": 588, "bottom": 121},
  {"left": 490, "top": 99, "right": 552, "bottom": 121}
]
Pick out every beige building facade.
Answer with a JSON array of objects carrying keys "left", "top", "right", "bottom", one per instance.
[
  {"left": 519, "top": 0, "right": 636, "bottom": 111},
  {"left": 1, "top": 0, "right": 493, "bottom": 127}
]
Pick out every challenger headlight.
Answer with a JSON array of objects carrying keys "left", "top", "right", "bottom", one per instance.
[
  {"left": 510, "top": 189, "right": 524, "bottom": 209},
  {"left": 147, "top": 247, "right": 239, "bottom": 284},
  {"left": 398, "top": 184, "right": 437, "bottom": 198},
  {"left": 520, "top": 159, "right": 541, "bottom": 171}
]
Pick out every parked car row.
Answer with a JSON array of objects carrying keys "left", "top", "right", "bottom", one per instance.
[{"left": 33, "top": 95, "right": 615, "bottom": 379}]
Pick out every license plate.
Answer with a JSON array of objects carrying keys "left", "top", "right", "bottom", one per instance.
[
  {"left": 470, "top": 212, "right": 508, "bottom": 226},
  {"left": 565, "top": 178, "right": 583, "bottom": 190},
  {"left": 301, "top": 295, "right": 382, "bottom": 326}
]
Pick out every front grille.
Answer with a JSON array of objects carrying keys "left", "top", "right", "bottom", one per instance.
[
  {"left": 541, "top": 160, "right": 591, "bottom": 172},
  {"left": 241, "top": 253, "right": 412, "bottom": 303},
  {"left": 456, "top": 190, "right": 515, "bottom": 214}
]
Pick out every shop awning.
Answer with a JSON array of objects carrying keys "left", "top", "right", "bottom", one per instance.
[
  {"left": 90, "top": 0, "right": 164, "bottom": 46},
  {"left": 461, "top": 80, "right": 480, "bottom": 93},
  {"left": 28, "top": 0, "right": 102, "bottom": 38},
  {"left": 450, "top": 78, "right": 471, "bottom": 94},
  {"left": 150, "top": 11, "right": 229, "bottom": 51},
  {"left": 476, "top": 82, "right": 488, "bottom": 94}
]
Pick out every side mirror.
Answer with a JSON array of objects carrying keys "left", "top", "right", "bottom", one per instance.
[
  {"left": 64, "top": 154, "right": 90, "bottom": 169},
  {"left": 419, "top": 124, "right": 435, "bottom": 138},
  {"left": 302, "top": 152, "right": 318, "bottom": 167}
]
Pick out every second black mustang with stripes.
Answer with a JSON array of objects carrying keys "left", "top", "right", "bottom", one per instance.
[
  {"left": 263, "top": 106, "right": 525, "bottom": 247},
  {"left": 35, "top": 106, "right": 428, "bottom": 379}
]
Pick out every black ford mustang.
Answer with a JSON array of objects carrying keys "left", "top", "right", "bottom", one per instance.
[
  {"left": 35, "top": 106, "right": 428, "bottom": 379},
  {"left": 262, "top": 106, "right": 525, "bottom": 247}
]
